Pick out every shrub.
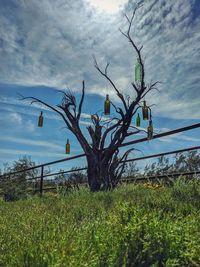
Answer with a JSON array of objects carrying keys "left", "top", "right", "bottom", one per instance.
[{"left": 0, "top": 156, "right": 39, "bottom": 202}]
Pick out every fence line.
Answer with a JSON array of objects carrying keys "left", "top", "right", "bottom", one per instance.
[
  {"left": 1, "top": 145, "right": 199, "bottom": 183},
  {"left": 1, "top": 122, "right": 200, "bottom": 178},
  {"left": 25, "top": 145, "right": 200, "bottom": 182},
  {"left": 0, "top": 122, "right": 200, "bottom": 196},
  {"left": 0, "top": 153, "right": 85, "bottom": 177},
  {"left": 120, "top": 122, "right": 200, "bottom": 147},
  {"left": 25, "top": 169, "right": 200, "bottom": 194},
  {"left": 120, "top": 145, "right": 200, "bottom": 163}
]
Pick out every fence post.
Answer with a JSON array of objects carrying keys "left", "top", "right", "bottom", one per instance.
[{"left": 40, "top": 166, "right": 44, "bottom": 197}]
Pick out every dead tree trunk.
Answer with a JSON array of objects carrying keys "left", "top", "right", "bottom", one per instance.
[{"left": 86, "top": 152, "right": 101, "bottom": 191}]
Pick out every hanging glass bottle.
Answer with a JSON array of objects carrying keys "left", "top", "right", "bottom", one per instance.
[
  {"left": 38, "top": 111, "right": 43, "bottom": 127},
  {"left": 136, "top": 113, "right": 141, "bottom": 127},
  {"left": 66, "top": 139, "right": 70, "bottom": 154},
  {"left": 142, "top": 101, "right": 149, "bottom": 120},
  {"left": 104, "top": 94, "right": 110, "bottom": 115},
  {"left": 147, "top": 120, "right": 153, "bottom": 140},
  {"left": 135, "top": 57, "right": 142, "bottom": 82}
]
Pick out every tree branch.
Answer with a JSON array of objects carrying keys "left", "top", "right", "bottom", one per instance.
[
  {"left": 141, "top": 81, "right": 162, "bottom": 99},
  {"left": 110, "top": 148, "right": 137, "bottom": 187},
  {"left": 77, "top": 81, "right": 85, "bottom": 121},
  {"left": 100, "top": 118, "right": 123, "bottom": 150},
  {"left": 110, "top": 101, "right": 125, "bottom": 120},
  {"left": 20, "top": 95, "right": 91, "bottom": 153},
  {"left": 131, "top": 82, "right": 139, "bottom": 96},
  {"left": 119, "top": 4, "right": 145, "bottom": 96},
  {"left": 93, "top": 55, "right": 128, "bottom": 112},
  {"left": 19, "top": 96, "right": 73, "bottom": 131}
]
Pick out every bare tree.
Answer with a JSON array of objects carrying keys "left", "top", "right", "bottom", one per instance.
[{"left": 20, "top": 4, "right": 160, "bottom": 192}]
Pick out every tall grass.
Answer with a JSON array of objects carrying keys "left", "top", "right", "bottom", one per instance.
[{"left": 0, "top": 177, "right": 200, "bottom": 266}]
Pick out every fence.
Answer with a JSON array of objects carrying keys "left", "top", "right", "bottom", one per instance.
[{"left": 0, "top": 122, "right": 200, "bottom": 196}]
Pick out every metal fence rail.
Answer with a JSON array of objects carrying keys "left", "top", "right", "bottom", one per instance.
[
  {"left": 0, "top": 122, "right": 200, "bottom": 195},
  {"left": 120, "top": 122, "right": 200, "bottom": 147},
  {"left": 19, "top": 145, "right": 200, "bottom": 181},
  {"left": 24, "top": 169, "right": 200, "bottom": 194}
]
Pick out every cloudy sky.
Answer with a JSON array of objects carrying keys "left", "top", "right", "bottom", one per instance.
[{"left": 0, "top": 0, "right": 200, "bottom": 174}]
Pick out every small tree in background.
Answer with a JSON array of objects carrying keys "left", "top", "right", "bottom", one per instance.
[
  {"left": 144, "top": 156, "right": 173, "bottom": 176},
  {"left": 0, "top": 156, "right": 38, "bottom": 201},
  {"left": 173, "top": 151, "right": 200, "bottom": 173},
  {"left": 144, "top": 151, "right": 200, "bottom": 180}
]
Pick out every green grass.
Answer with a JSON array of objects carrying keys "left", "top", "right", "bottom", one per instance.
[{"left": 0, "top": 177, "right": 200, "bottom": 267}]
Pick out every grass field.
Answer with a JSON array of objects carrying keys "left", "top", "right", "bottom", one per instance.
[{"left": 0, "top": 177, "right": 200, "bottom": 267}]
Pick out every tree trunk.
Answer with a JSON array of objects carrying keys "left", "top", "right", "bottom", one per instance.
[
  {"left": 86, "top": 152, "right": 110, "bottom": 192},
  {"left": 87, "top": 153, "right": 101, "bottom": 192}
]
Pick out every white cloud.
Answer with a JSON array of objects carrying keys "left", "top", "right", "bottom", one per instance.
[
  {"left": 0, "top": 110, "right": 22, "bottom": 125},
  {"left": 0, "top": 109, "right": 37, "bottom": 132},
  {"left": 86, "top": 0, "right": 128, "bottom": 14},
  {"left": 151, "top": 125, "right": 200, "bottom": 143},
  {"left": 26, "top": 120, "right": 35, "bottom": 132},
  {"left": 0, "top": 0, "right": 199, "bottom": 121},
  {"left": 0, "top": 148, "right": 82, "bottom": 158},
  {"left": 9, "top": 113, "right": 22, "bottom": 125},
  {"left": 79, "top": 120, "right": 93, "bottom": 126},
  {"left": 0, "top": 136, "right": 63, "bottom": 149},
  {"left": 178, "top": 135, "right": 200, "bottom": 142},
  {"left": 0, "top": 95, "right": 95, "bottom": 128}
]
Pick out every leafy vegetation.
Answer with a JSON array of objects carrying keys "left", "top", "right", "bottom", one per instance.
[
  {"left": 1, "top": 150, "right": 199, "bottom": 201},
  {"left": 0, "top": 177, "right": 200, "bottom": 267},
  {"left": 143, "top": 151, "right": 200, "bottom": 176},
  {"left": 123, "top": 150, "right": 200, "bottom": 183},
  {"left": 0, "top": 156, "right": 52, "bottom": 201},
  {"left": 0, "top": 156, "right": 39, "bottom": 201}
]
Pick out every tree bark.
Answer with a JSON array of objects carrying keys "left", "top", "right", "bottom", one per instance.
[
  {"left": 86, "top": 150, "right": 113, "bottom": 192},
  {"left": 87, "top": 152, "right": 101, "bottom": 192}
]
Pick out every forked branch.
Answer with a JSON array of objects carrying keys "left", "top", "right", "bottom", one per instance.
[
  {"left": 93, "top": 56, "right": 128, "bottom": 112},
  {"left": 19, "top": 96, "right": 73, "bottom": 131}
]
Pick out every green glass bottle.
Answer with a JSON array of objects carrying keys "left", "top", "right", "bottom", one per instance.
[
  {"left": 142, "top": 101, "right": 149, "bottom": 120},
  {"left": 135, "top": 58, "right": 142, "bottom": 82},
  {"left": 38, "top": 111, "right": 43, "bottom": 127},
  {"left": 104, "top": 94, "right": 110, "bottom": 115},
  {"left": 136, "top": 113, "right": 141, "bottom": 127},
  {"left": 147, "top": 120, "right": 153, "bottom": 140},
  {"left": 66, "top": 139, "right": 70, "bottom": 154}
]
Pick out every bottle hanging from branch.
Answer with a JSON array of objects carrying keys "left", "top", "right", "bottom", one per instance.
[
  {"left": 66, "top": 139, "right": 70, "bottom": 154},
  {"left": 135, "top": 57, "right": 142, "bottom": 82},
  {"left": 136, "top": 113, "right": 141, "bottom": 127},
  {"left": 38, "top": 111, "right": 43, "bottom": 127},
  {"left": 142, "top": 101, "right": 149, "bottom": 120},
  {"left": 147, "top": 119, "right": 153, "bottom": 140},
  {"left": 104, "top": 94, "right": 110, "bottom": 115}
]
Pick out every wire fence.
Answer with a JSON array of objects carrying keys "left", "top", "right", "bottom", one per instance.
[{"left": 0, "top": 122, "right": 200, "bottom": 196}]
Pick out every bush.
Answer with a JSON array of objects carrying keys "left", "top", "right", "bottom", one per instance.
[
  {"left": 0, "top": 156, "right": 39, "bottom": 202},
  {"left": 0, "top": 180, "right": 200, "bottom": 266}
]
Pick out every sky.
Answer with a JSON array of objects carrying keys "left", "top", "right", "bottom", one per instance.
[{"left": 0, "top": 0, "right": 200, "bottom": 176}]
